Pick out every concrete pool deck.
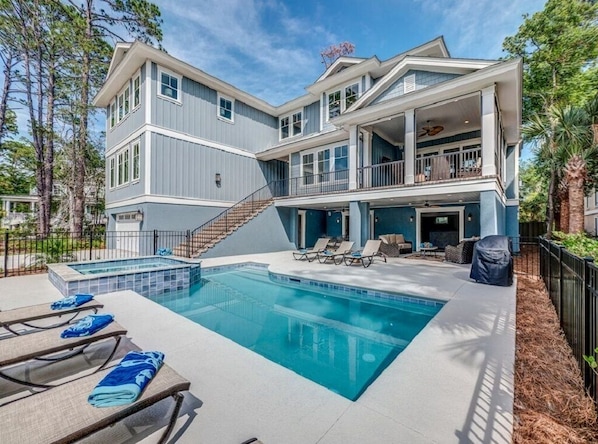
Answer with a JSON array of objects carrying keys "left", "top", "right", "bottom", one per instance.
[{"left": 0, "top": 251, "right": 515, "bottom": 443}]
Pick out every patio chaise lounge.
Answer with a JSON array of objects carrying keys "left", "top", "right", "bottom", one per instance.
[
  {"left": 292, "top": 237, "right": 330, "bottom": 261},
  {"left": 0, "top": 300, "right": 104, "bottom": 337},
  {"left": 343, "top": 240, "right": 386, "bottom": 268},
  {"left": 316, "top": 241, "right": 355, "bottom": 264},
  {"left": 0, "top": 362, "right": 190, "bottom": 444},
  {"left": 0, "top": 321, "right": 127, "bottom": 389}
]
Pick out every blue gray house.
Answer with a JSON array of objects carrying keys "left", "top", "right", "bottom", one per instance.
[{"left": 93, "top": 37, "right": 521, "bottom": 257}]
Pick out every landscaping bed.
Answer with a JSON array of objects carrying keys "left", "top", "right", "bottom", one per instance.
[{"left": 513, "top": 275, "right": 597, "bottom": 443}]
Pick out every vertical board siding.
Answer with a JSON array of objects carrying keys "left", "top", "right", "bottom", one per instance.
[
  {"left": 303, "top": 101, "right": 321, "bottom": 136},
  {"left": 259, "top": 159, "right": 288, "bottom": 183},
  {"left": 106, "top": 64, "right": 146, "bottom": 149},
  {"left": 105, "top": 133, "right": 146, "bottom": 204},
  {"left": 372, "top": 70, "right": 461, "bottom": 105},
  {"left": 150, "top": 133, "right": 269, "bottom": 201},
  {"left": 372, "top": 132, "right": 400, "bottom": 163},
  {"left": 151, "top": 63, "right": 278, "bottom": 153}
]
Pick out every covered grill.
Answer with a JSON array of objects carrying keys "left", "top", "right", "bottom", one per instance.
[{"left": 469, "top": 235, "right": 513, "bottom": 286}]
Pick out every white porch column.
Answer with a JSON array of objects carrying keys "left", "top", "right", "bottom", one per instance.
[
  {"left": 348, "top": 125, "right": 358, "bottom": 190},
  {"left": 3, "top": 199, "right": 9, "bottom": 214},
  {"left": 404, "top": 109, "right": 415, "bottom": 185},
  {"left": 481, "top": 86, "right": 497, "bottom": 177}
]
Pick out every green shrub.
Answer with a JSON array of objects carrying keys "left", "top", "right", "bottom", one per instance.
[{"left": 552, "top": 231, "right": 598, "bottom": 259}]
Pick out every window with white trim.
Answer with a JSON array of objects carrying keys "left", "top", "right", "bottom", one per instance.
[
  {"left": 279, "top": 110, "right": 302, "bottom": 140},
  {"left": 132, "top": 141, "right": 140, "bottom": 181},
  {"left": 117, "top": 150, "right": 129, "bottom": 186},
  {"left": 109, "top": 101, "right": 116, "bottom": 128},
  {"left": 133, "top": 75, "right": 141, "bottom": 108},
  {"left": 109, "top": 157, "right": 115, "bottom": 188},
  {"left": 595, "top": 191, "right": 598, "bottom": 206},
  {"left": 334, "top": 145, "right": 348, "bottom": 180},
  {"left": 158, "top": 70, "right": 180, "bottom": 101},
  {"left": 218, "top": 94, "right": 234, "bottom": 122},
  {"left": 317, "top": 150, "right": 330, "bottom": 182},
  {"left": 327, "top": 82, "right": 360, "bottom": 121},
  {"left": 302, "top": 153, "right": 314, "bottom": 185}
]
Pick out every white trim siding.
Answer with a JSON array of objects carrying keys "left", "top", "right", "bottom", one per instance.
[{"left": 105, "top": 195, "right": 235, "bottom": 209}]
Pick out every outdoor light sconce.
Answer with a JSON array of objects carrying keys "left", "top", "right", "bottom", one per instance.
[
  {"left": 467, "top": 213, "right": 473, "bottom": 222},
  {"left": 215, "top": 173, "right": 222, "bottom": 186},
  {"left": 135, "top": 209, "right": 144, "bottom": 222},
  {"left": 327, "top": 211, "right": 332, "bottom": 217},
  {"left": 336, "top": 218, "right": 340, "bottom": 224},
  {"left": 374, "top": 216, "right": 379, "bottom": 223},
  {"left": 409, "top": 215, "right": 414, "bottom": 223}
]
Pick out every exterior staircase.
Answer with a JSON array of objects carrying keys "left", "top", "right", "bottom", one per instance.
[{"left": 173, "top": 183, "right": 277, "bottom": 258}]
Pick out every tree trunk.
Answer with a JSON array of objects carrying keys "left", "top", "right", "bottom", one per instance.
[
  {"left": 557, "top": 180, "right": 569, "bottom": 233},
  {"left": 545, "top": 166, "right": 556, "bottom": 239},
  {"left": 0, "top": 51, "right": 13, "bottom": 146},
  {"left": 565, "top": 154, "right": 586, "bottom": 234},
  {"left": 70, "top": 0, "right": 93, "bottom": 236}
]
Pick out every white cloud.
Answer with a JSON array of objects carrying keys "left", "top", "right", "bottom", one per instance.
[
  {"left": 414, "top": 0, "right": 545, "bottom": 59},
  {"left": 155, "top": 0, "right": 335, "bottom": 104}
]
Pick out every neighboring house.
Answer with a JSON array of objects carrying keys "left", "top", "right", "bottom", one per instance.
[
  {"left": 93, "top": 37, "right": 521, "bottom": 256},
  {"left": 585, "top": 191, "right": 598, "bottom": 236},
  {"left": 0, "top": 183, "right": 105, "bottom": 230}
]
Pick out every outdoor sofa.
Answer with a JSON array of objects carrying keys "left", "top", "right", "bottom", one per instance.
[{"left": 378, "top": 234, "right": 412, "bottom": 256}]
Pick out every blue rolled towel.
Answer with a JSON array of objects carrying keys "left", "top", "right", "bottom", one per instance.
[
  {"left": 88, "top": 351, "right": 165, "bottom": 407},
  {"left": 351, "top": 252, "right": 362, "bottom": 258},
  {"left": 50, "top": 293, "right": 94, "bottom": 310},
  {"left": 60, "top": 314, "right": 114, "bottom": 338}
]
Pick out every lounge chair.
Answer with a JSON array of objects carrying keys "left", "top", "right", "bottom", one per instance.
[
  {"left": 0, "top": 321, "right": 127, "bottom": 389},
  {"left": 316, "top": 241, "right": 354, "bottom": 264},
  {"left": 0, "top": 300, "right": 104, "bottom": 337},
  {"left": 292, "top": 237, "right": 330, "bottom": 261},
  {"left": 343, "top": 240, "right": 386, "bottom": 268},
  {"left": 0, "top": 362, "right": 190, "bottom": 444}
]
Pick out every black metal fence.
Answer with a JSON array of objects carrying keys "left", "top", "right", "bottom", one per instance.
[
  {"left": 539, "top": 237, "right": 598, "bottom": 405},
  {"left": 0, "top": 230, "right": 189, "bottom": 277}
]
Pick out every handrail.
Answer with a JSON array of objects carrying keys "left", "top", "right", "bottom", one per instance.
[{"left": 190, "top": 182, "right": 278, "bottom": 237}]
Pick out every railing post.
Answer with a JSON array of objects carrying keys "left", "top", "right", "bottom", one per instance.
[
  {"left": 186, "top": 230, "right": 191, "bottom": 258},
  {"left": 558, "top": 245, "right": 564, "bottom": 325},
  {"left": 153, "top": 230, "right": 158, "bottom": 255},
  {"left": 583, "top": 257, "right": 595, "bottom": 398},
  {"left": 3, "top": 231, "right": 8, "bottom": 277},
  {"left": 88, "top": 229, "right": 93, "bottom": 260}
]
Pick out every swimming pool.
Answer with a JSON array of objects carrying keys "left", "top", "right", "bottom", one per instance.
[
  {"left": 69, "top": 257, "right": 185, "bottom": 275},
  {"left": 148, "top": 265, "right": 444, "bottom": 400}
]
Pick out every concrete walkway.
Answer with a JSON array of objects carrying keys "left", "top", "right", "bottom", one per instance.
[{"left": 0, "top": 252, "right": 515, "bottom": 444}]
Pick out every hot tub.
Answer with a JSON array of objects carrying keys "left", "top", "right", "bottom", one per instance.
[{"left": 47, "top": 256, "right": 201, "bottom": 297}]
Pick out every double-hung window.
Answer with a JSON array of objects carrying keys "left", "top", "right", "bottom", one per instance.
[
  {"left": 109, "top": 157, "right": 115, "bottom": 188},
  {"left": 109, "top": 101, "right": 116, "bottom": 128},
  {"left": 116, "top": 85, "right": 131, "bottom": 124},
  {"left": 318, "top": 150, "right": 330, "bottom": 182},
  {"left": 327, "top": 82, "right": 360, "bottom": 121},
  {"left": 117, "top": 150, "right": 129, "bottom": 186},
  {"left": 218, "top": 94, "right": 234, "bottom": 122},
  {"left": 279, "top": 111, "right": 302, "bottom": 140},
  {"left": 334, "top": 145, "right": 348, "bottom": 181},
  {"left": 159, "top": 70, "right": 180, "bottom": 101},
  {"left": 132, "top": 141, "right": 140, "bottom": 181},
  {"left": 302, "top": 153, "right": 314, "bottom": 185},
  {"left": 133, "top": 75, "right": 141, "bottom": 108}
]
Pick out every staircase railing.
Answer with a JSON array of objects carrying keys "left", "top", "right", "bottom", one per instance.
[{"left": 187, "top": 180, "right": 287, "bottom": 255}]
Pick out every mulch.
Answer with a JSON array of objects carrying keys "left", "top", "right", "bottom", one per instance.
[{"left": 513, "top": 275, "right": 598, "bottom": 443}]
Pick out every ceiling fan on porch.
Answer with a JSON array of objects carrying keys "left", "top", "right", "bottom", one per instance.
[{"left": 418, "top": 120, "right": 444, "bottom": 137}]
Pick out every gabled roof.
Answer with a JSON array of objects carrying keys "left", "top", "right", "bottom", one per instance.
[
  {"left": 316, "top": 56, "right": 368, "bottom": 82},
  {"left": 347, "top": 56, "right": 498, "bottom": 112}
]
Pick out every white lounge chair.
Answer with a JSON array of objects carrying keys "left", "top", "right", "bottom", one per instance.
[
  {"left": 343, "top": 240, "right": 386, "bottom": 268},
  {"left": 316, "top": 241, "right": 354, "bottom": 264},
  {"left": 292, "top": 237, "right": 330, "bottom": 261}
]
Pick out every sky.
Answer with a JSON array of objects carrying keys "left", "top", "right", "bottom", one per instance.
[{"left": 153, "top": 0, "right": 546, "bottom": 106}]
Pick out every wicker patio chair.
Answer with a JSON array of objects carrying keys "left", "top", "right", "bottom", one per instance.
[{"left": 445, "top": 239, "right": 476, "bottom": 264}]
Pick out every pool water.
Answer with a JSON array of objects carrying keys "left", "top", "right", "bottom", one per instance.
[
  {"left": 70, "top": 257, "right": 185, "bottom": 275},
  {"left": 148, "top": 266, "right": 443, "bottom": 400}
]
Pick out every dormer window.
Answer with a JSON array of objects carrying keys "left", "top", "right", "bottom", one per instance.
[
  {"left": 280, "top": 111, "right": 302, "bottom": 140},
  {"left": 327, "top": 82, "right": 360, "bottom": 121}
]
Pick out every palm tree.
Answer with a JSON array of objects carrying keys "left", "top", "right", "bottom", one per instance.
[{"left": 523, "top": 101, "right": 595, "bottom": 235}]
